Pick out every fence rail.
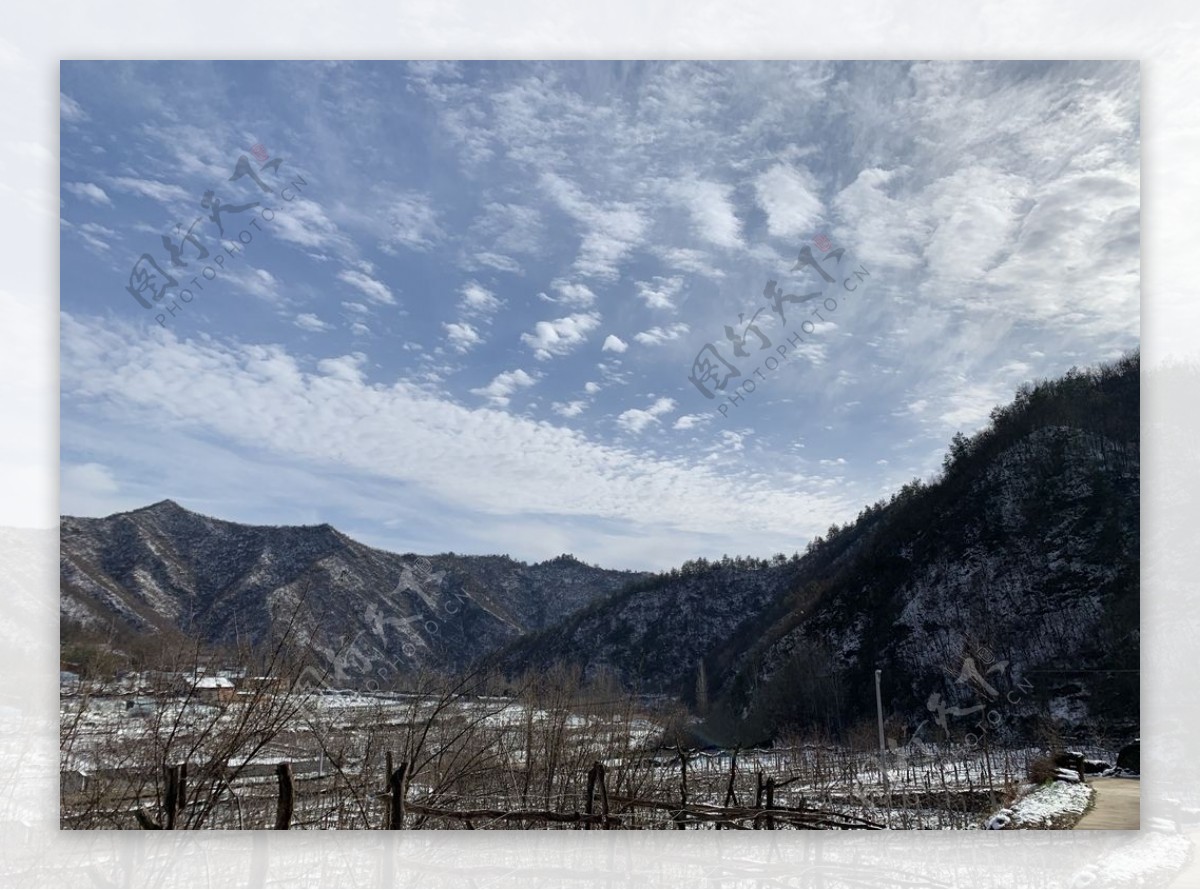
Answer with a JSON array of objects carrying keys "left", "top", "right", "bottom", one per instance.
[{"left": 76, "top": 750, "right": 902, "bottom": 830}]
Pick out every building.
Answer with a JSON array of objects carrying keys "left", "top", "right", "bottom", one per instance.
[{"left": 193, "top": 675, "right": 236, "bottom": 704}]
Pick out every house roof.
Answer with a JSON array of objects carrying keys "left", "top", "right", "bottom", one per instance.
[{"left": 194, "top": 676, "right": 235, "bottom": 689}]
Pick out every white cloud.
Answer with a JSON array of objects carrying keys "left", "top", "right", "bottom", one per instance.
[
  {"left": 754, "top": 163, "right": 823, "bottom": 239},
  {"left": 460, "top": 281, "right": 501, "bottom": 314},
  {"left": 67, "top": 221, "right": 116, "bottom": 253},
  {"left": 922, "top": 166, "right": 1030, "bottom": 285},
  {"left": 552, "top": 400, "right": 587, "bottom": 418},
  {"left": 718, "top": 430, "right": 745, "bottom": 453},
  {"left": 655, "top": 246, "right": 725, "bottom": 280},
  {"left": 634, "top": 323, "right": 690, "bottom": 346},
  {"left": 832, "top": 167, "right": 941, "bottom": 273},
  {"left": 294, "top": 313, "right": 330, "bottom": 332},
  {"left": 64, "top": 182, "right": 111, "bottom": 205},
  {"left": 602, "top": 335, "right": 628, "bottom": 353},
  {"left": 383, "top": 193, "right": 443, "bottom": 252},
  {"left": 471, "top": 201, "right": 545, "bottom": 256},
  {"left": 540, "top": 172, "right": 647, "bottom": 280},
  {"left": 471, "top": 369, "right": 537, "bottom": 407},
  {"left": 616, "top": 397, "right": 677, "bottom": 434},
  {"left": 337, "top": 269, "right": 396, "bottom": 305},
  {"left": 584, "top": 381, "right": 601, "bottom": 395},
  {"left": 226, "top": 267, "right": 282, "bottom": 304},
  {"left": 60, "top": 92, "right": 87, "bottom": 122},
  {"left": 539, "top": 279, "right": 596, "bottom": 307},
  {"left": 521, "top": 312, "right": 601, "bottom": 360},
  {"left": 937, "top": 382, "right": 1011, "bottom": 429},
  {"left": 107, "top": 176, "right": 190, "bottom": 204},
  {"left": 270, "top": 197, "right": 346, "bottom": 252},
  {"left": 443, "top": 321, "right": 482, "bottom": 353},
  {"left": 636, "top": 276, "right": 684, "bottom": 311},
  {"left": 673, "top": 414, "right": 706, "bottom": 430},
  {"left": 317, "top": 354, "right": 368, "bottom": 383},
  {"left": 60, "top": 314, "right": 864, "bottom": 561},
  {"left": 669, "top": 178, "right": 743, "bottom": 249},
  {"left": 473, "top": 252, "right": 523, "bottom": 274}
]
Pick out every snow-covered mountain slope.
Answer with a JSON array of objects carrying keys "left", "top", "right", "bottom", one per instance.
[{"left": 60, "top": 501, "right": 645, "bottom": 679}]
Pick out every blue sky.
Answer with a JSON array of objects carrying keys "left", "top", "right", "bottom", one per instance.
[{"left": 59, "top": 61, "right": 1139, "bottom": 569}]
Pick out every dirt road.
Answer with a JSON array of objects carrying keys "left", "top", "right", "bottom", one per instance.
[{"left": 1074, "top": 777, "right": 1140, "bottom": 829}]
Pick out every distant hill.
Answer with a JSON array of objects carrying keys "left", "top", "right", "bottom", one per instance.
[{"left": 60, "top": 501, "right": 646, "bottom": 681}]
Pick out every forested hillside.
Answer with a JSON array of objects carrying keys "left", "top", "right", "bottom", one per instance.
[{"left": 499, "top": 354, "right": 1140, "bottom": 746}]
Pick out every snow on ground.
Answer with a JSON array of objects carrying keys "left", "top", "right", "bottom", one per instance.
[{"left": 986, "top": 780, "right": 1093, "bottom": 829}]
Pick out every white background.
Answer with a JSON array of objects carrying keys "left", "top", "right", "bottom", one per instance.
[{"left": 1, "top": 1, "right": 1196, "bottom": 886}]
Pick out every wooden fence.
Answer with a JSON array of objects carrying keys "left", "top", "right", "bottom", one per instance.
[{"left": 125, "top": 748, "right": 885, "bottom": 831}]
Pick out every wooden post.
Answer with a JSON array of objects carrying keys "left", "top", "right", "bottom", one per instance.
[
  {"left": 754, "top": 771, "right": 764, "bottom": 829},
  {"left": 134, "top": 808, "right": 162, "bottom": 830},
  {"left": 163, "top": 764, "right": 180, "bottom": 830},
  {"left": 675, "top": 747, "right": 688, "bottom": 830},
  {"left": 389, "top": 762, "right": 408, "bottom": 830},
  {"left": 765, "top": 778, "right": 776, "bottom": 830},
  {"left": 724, "top": 747, "right": 740, "bottom": 808},
  {"left": 384, "top": 751, "right": 394, "bottom": 829},
  {"left": 585, "top": 762, "right": 599, "bottom": 830},
  {"left": 597, "top": 762, "right": 610, "bottom": 830},
  {"left": 178, "top": 762, "right": 188, "bottom": 817},
  {"left": 274, "top": 762, "right": 294, "bottom": 830}
]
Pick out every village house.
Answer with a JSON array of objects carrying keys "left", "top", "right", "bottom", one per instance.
[{"left": 193, "top": 675, "right": 236, "bottom": 704}]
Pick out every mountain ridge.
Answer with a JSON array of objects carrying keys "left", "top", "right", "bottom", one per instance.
[{"left": 60, "top": 500, "right": 649, "bottom": 679}]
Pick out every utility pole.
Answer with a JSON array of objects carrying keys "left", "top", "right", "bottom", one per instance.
[{"left": 875, "top": 668, "right": 892, "bottom": 826}]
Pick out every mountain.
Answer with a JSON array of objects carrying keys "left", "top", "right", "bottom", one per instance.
[
  {"left": 495, "top": 354, "right": 1140, "bottom": 745},
  {"left": 60, "top": 501, "right": 646, "bottom": 681},
  {"left": 489, "top": 555, "right": 809, "bottom": 698},
  {"left": 60, "top": 355, "right": 1140, "bottom": 747}
]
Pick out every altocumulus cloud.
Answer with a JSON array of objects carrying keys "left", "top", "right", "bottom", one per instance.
[
  {"left": 61, "top": 314, "right": 860, "bottom": 544},
  {"left": 522, "top": 312, "right": 601, "bottom": 360},
  {"left": 617, "top": 397, "right": 677, "bottom": 434}
]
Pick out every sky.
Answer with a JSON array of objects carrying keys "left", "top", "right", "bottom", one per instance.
[{"left": 59, "top": 60, "right": 1140, "bottom": 570}]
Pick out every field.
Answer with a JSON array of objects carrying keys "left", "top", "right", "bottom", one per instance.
[{"left": 60, "top": 675, "right": 1108, "bottom": 831}]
